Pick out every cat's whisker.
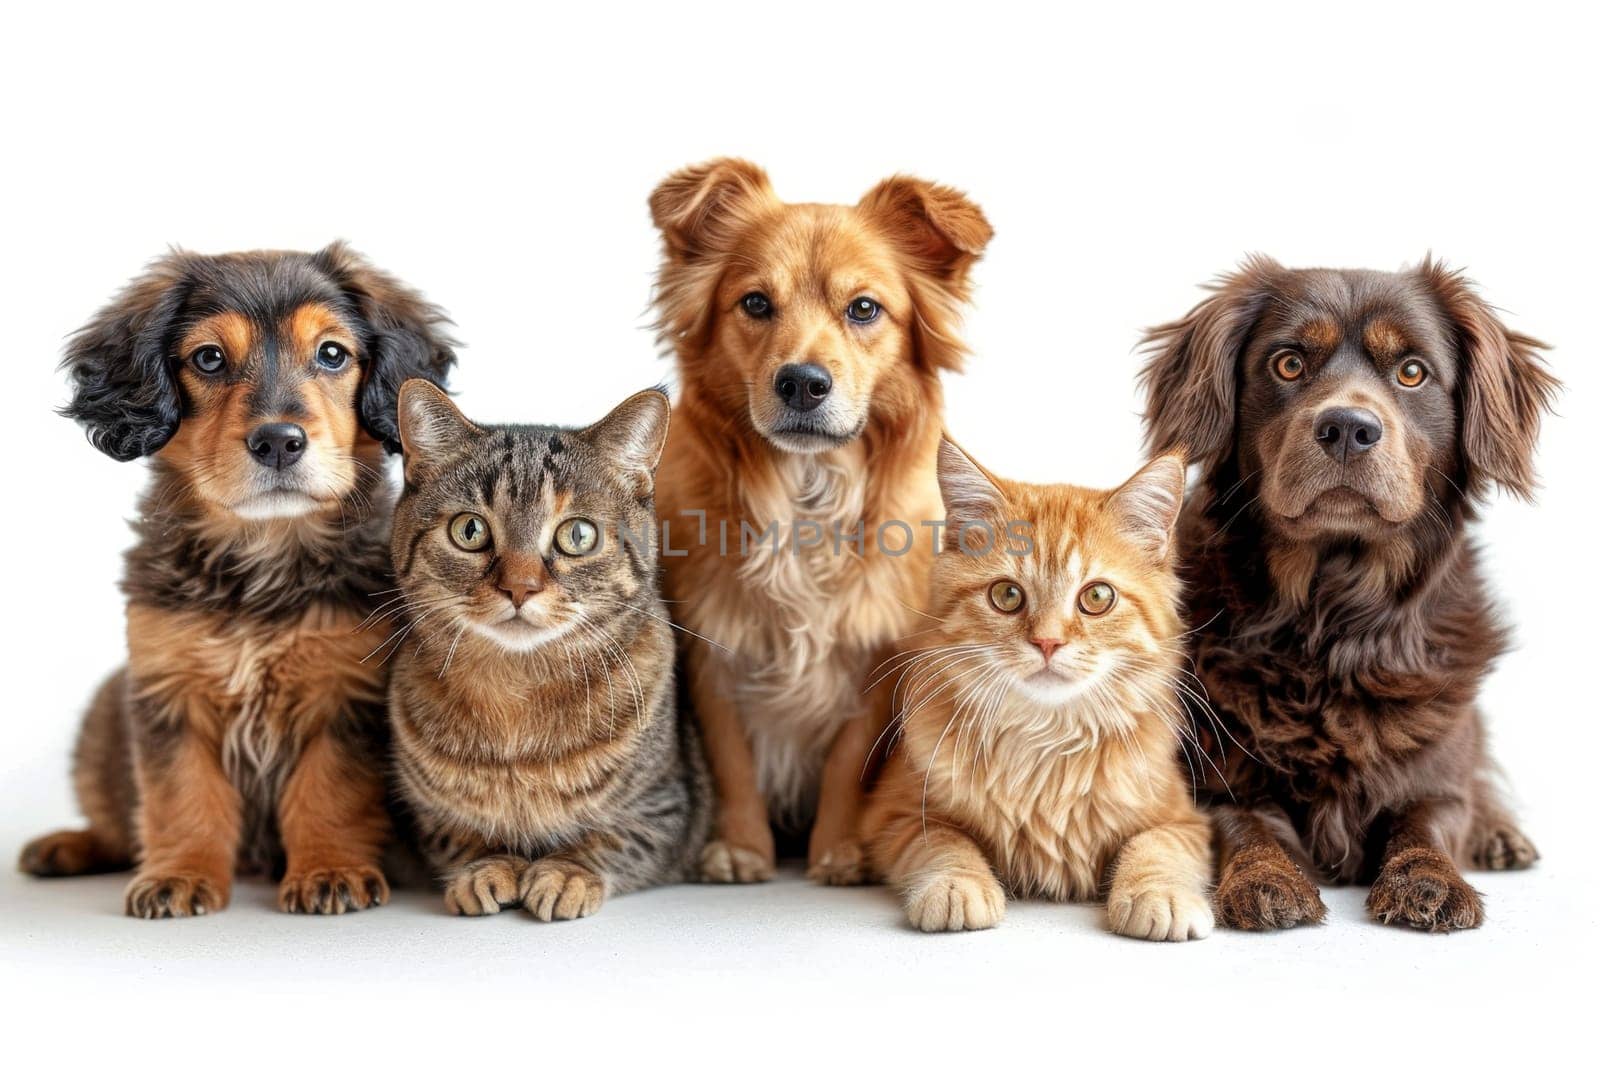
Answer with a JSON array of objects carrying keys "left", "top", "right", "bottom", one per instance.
[{"left": 617, "top": 602, "right": 732, "bottom": 655}]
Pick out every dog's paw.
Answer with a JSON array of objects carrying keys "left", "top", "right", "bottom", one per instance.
[
  {"left": 807, "top": 839, "right": 868, "bottom": 886},
  {"left": 520, "top": 859, "right": 605, "bottom": 922},
  {"left": 279, "top": 865, "right": 389, "bottom": 915},
  {"left": 125, "top": 870, "right": 229, "bottom": 919},
  {"left": 1215, "top": 855, "right": 1327, "bottom": 931},
  {"left": 1108, "top": 886, "right": 1214, "bottom": 942},
  {"left": 443, "top": 855, "right": 528, "bottom": 917},
  {"left": 1368, "top": 847, "right": 1484, "bottom": 932},
  {"left": 903, "top": 869, "right": 1005, "bottom": 932},
  {"left": 19, "top": 830, "right": 116, "bottom": 877},
  {"left": 1470, "top": 823, "right": 1539, "bottom": 872},
  {"left": 700, "top": 839, "right": 774, "bottom": 884}
]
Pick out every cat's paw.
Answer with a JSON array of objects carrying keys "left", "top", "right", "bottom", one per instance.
[
  {"left": 1214, "top": 854, "right": 1327, "bottom": 931},
  {"left": 443, "top": 856, "right": 528, "bottom": 917},
  {"left": 279, "top": 865, "right": 389, "bottom": 915},
  {"left": 903, "top": 869, "right": 1005, "bottom": 932},
  {"left": 700, "top": 839, "right": 774, "bottom": 884},
  {"left": 1108, "top": 886, "right": 1214, "bottom": 942},
  {"left": 124, "top": 870, "right": 229, "bottom": 919},
  {"left": 520, "top": 859, "right": 605, "bottom": 921},
  {"left": 807, "top": 839, "right": 868, "bottom": 886},
  {"left": 1469, "top": 822, "right": 1539, "bottom": 871},
  {"left": 1368, "top": 847, "right": 1484, "bottom": 932}
]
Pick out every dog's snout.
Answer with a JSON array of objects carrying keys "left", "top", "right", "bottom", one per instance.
[
  {"left": 774, "top": 363, "right": 833, "bottom": 412},
  {"left": 1314, "top": 406, "right": 1383, "bottom": 462},
  {"left": 246, "top": 422, "right": 307, "bottom": 469}
]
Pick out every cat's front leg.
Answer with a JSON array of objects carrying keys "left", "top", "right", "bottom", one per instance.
[
  {"left": 863, "top": 764, "right": 1005, "bottom": 932},
  {"left": 518, "top": 833, "right": 621, "bottom": 922},
  {"left": 1107, "top": 817, "right": 1215, "bottom": 942}
]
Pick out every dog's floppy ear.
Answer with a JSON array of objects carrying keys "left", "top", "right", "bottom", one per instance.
[
  {"left": 859, "top": 176, "right": 994, "bottom": 373},
  {"left": 1418, "top": 257, "right": 1557, "bottom": 501},
  {"left": 1139, "top": 256, "right": 1283, "bottom": 476},
  {"left": 59, "top": 252, "right": 194, "bottom": 461},
  {"left": 859, "top": 176, "right": 993, "bottom": 281},
  {"left": 397, "top": 378, "right": 480, "bottom": 482},
  {"left": 313, "top": 241, "right": 456, "bottom": 455},
  {"left": 580, "top": 387, "right": 672, "bottom": 496},
  {"left": 649, "top": 158, "right": 776, "bottom": 262}
]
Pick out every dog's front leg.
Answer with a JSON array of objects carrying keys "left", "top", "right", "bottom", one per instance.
[
  {"left": 688, "top": 646, "right": 774, "bottom": 883},
  {"left": 1211, "top": 805, "right": 1326, "bottom": 930},
  {"left": 124, "top": 711, "right": 240, "bottom": 918},
  {"left": 1367, "top": 796, "right": 1484, "bottom": 931},
  {"left": 277, "top": 723, "right": 391, "bottom": 915},
  {"left": 807, "top": 676, "right": 893, "bottom": 885}
]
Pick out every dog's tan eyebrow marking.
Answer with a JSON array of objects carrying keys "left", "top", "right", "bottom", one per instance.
[
  {"left": 179, "top": 311, "right": 254, "bottom": 359},
  {"left": 1363, "top": 318, "right": 1409, "bottom": 362},
  {"left": 1299, "top": 318, "right": 1341, "bottom": 350},
  {"left": 286, "top": 302, "right": 356, "bottom": 355}
]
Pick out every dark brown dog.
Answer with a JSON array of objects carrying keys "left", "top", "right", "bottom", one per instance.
[
  {"left": 1141, "top": 256, "right": 1556, "bottom": 931},
  {"left": 19, "top": 244, "right": 454, "bottom": 917}
]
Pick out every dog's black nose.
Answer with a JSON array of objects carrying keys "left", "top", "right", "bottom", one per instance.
[
  {"left": 774, "top": 363, "right": 832, "bottom": 412},
  {"left": 1314, "top": 407, "right": 1383, "bottom": 462},
  {"left": 247, "top": 423, "right": 308, "bottom": 469}
]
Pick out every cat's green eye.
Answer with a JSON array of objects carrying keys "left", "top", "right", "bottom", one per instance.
[
  {"left": 988, "top": 580, "right": 1025, "bottom": 614},
  {"left": 1077, "top": 581, "right": 1117, "bottom": 616},
  {"left": 554, "top": 517, "right": 600, "bottom": 557},
  {"left": 448, "top": 512, "right": 492, "bottom": 552}
]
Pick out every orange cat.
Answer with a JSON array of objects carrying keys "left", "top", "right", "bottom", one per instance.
[{"left": 863, "top": 440, "right": 1214, "bottom": 939}]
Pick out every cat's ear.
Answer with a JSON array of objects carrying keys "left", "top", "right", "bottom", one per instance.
[
  {"left": 1107, "top": 451, "right": 1187, "bottom": 563},
  {"left": 937, "top": 436, "right": 1007, "bottom": 529},
  {"left": 582, "top": 388, "right": 672, "bottom": 492},
  {"left": 397, "top": 378, "right": 480, "bottom": 480}
]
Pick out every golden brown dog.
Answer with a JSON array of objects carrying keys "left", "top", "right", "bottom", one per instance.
[
  {"left": 648, "top": 159, "right": 992, "bottom": 882},
  {"left": 19, "top": 244, "right": 455, "bottom": 916}
]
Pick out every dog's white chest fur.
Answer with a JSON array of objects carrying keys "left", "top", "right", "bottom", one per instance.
[{"left": 694, "top": 452, "right": 926, "bottom": 822}]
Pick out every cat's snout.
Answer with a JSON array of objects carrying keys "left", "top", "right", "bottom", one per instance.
[
  {"left": 497, "top": 555, "right": 548, "bottom": 609},
  {"left": 1030, "top": 637, "right": 1062, "bottom": 663}
]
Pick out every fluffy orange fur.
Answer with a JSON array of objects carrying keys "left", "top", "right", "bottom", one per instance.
[
  {"left": 863, "top": 442, "right": 1215, "bottom": 939},
  {"left": 649, "top": 159, "right": 993, "bottom": 883}
]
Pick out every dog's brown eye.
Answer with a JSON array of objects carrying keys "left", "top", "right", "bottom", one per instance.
[
  {"left": 316, "top": 342, "right": 350, "bottom": 371},
  {"left": 554, "top": 517, "right": 600, "bottom": 557},
  {"left": 448, "top": 512, "right": 492, "bottom": 552},
  {"left": 191, "top": 346, "right": 225, "bottom": 375},
  {"left": 988, "top": 580, "right": 1025, "bottom": 614},
  {"left": 741, "top": 292, "right": 772, "bottom": 319},
  {"left": 1077, "top": 581, "right": 1117, "bottom": 616},
  {"left": 1273, "top": 351, "right": 1305, "bottom": 381},
  {"left": 846, "top": 297, "right": 880, "bottom": 323},
  {"left": 1396, "top": 359, "right": 1427, "bottom": 387}
]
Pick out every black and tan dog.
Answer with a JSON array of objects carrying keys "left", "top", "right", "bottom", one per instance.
[
  {"left": 19, "top": 244, "right": 454, "bottom": 917},
  {"left": 1141, "top": 256, "right": 1556, "bottom": 931}
]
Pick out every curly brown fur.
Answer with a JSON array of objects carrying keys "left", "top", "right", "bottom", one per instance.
[
  {"left": 19, "top": 245, "right": 455, "bottom": 918},
  {"left": 1140, "top": 256, "right": 1555, "bottom": 932}
]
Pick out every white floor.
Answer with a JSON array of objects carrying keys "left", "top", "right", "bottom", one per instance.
[{"left": 2, "top": 836, "right": 1589, "bottom": 1063}]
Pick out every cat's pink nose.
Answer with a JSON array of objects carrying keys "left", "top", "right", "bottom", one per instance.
[
  {"left": 498, "top": 556, "right": 547, "bottom": 609},
  {"left": 1030, "top": 637, "right": 1062, "bottom": 662}
]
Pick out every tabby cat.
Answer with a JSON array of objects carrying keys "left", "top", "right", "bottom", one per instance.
[
  {"left": 863, "top": 440, "right": 1214, "bottom": 939},
  {"left": 387, "top": 381, "right": 712, "bottom": 920}
]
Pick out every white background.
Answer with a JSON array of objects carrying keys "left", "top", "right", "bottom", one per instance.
[{"left": 2, "top": 1, "right": 1594, "bottom": 1060}]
